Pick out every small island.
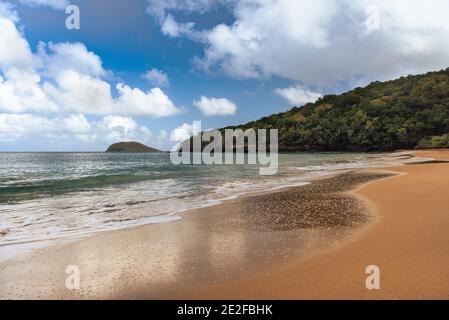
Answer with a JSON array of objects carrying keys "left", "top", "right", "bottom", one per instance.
[{"left": 106, "top": 141, "right": 161, "bottom": 153}]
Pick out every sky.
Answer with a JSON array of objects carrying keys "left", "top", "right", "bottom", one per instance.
[{"left": 1, "top": 0, "right": 449, "bottom": 151}]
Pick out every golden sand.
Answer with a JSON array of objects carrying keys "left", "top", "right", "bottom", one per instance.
[{"left": 180, "top": 150, "right": 449, "bottom": 299}]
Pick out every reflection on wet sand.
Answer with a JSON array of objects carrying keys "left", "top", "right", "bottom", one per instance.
[{"left": 0, "top": 172, "right": 392, "bottom": 299}]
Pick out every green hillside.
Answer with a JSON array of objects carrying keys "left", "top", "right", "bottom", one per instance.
[{"left": 226, "top": 68, "right": 449, "bottom": 151}]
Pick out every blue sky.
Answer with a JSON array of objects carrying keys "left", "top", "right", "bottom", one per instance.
[{"left": 1, "top": 0, "right": 449, "bottom": 151}]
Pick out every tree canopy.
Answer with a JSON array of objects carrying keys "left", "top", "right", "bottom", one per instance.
[{"left": 225, "top": 68, "right": 449, "bottom": 151}]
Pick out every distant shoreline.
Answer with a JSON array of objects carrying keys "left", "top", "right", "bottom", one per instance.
[{"left": 0, "top": 149, "right": 422, "bottom": 154}]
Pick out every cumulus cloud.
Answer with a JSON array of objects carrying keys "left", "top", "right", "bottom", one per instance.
[
  {"left": 0, "top": 12, "right": 181, "bottom": 117},
  {"left": 274, "top": 85, "right": 323, "bottom": 106},
  {"left": 0, "top": 2, "right": 18, "bottom": 21},
  {"left": 0, "top": 68, "right": 58, "bottom": 113},
  {"left": 0, "top": 113, "right": 57, "bottom": 139},
  {"left": 193, "top": 96, "right": 237, "bottom": 116},
  {"left": 38, "top": 42, "right": 107, "bottom": 78},
  {"left": 0, "top": 16, "right": 36, "bottom": 70},
  {"left": 0, "top": 113, "right": 155, "bottom": 145},
  {"left": 143, "top": 68, "right": 170, "bottom": 87},
  {"left": 19, "top": 0, "right": 69, "bottom": 10},
  {"left": 100, "top": 115, "right": 150, "bottom": 142},
  {"left": 148, "top": 0, "right": 449, "bottom": 86},
  {"left": 170, "top": 122, "right": 201, "bottom": 142},
  {"left": 115, "top": 85, "right": 180, "bottom": 117},
  {"left": 0, "top": 113, "right": 96, "bottom": 144},
  {"left": 62, "top": 113, "right": 92, "bottom": 133},
  {"left": 38, "top": 71, "right": 181, "bottom": 116}
]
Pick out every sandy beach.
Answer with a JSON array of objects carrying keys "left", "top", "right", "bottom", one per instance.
[
  {"left": 0, "top": 150, "right": 448, "bottom": 300},
  {"left": 181, "top": 150, "right": 449, "bottom": 300}
]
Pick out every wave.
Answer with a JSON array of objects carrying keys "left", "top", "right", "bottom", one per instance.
[{"left": 0, "top": 152, "right": 413, "bottom": 247}]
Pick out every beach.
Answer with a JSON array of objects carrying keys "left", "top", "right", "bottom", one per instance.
[
  {"left": 182, "top": 150, "right": 449, "bottom": 300},
  {"left": 0, "top": 150, "right": 448, "bottom": 299}
]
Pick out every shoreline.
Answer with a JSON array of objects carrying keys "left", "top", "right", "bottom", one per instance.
[
  {"left": 177, "top": 150, "right": 449, "bottom": 299},
  {"left": 0, "top": 171, "right": 393, "bottom": 299},
  {"left": 0, "top": 151, "right": 414, "bottom": 262},
  {"left": 1, "top": 150, "right": 448, "bottom": 299}
]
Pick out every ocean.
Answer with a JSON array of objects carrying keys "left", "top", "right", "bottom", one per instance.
[{"left": 0, "top": 152, "right": 412, "bottom": 246}]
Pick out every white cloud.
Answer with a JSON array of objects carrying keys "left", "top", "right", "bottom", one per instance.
[
  {"left": 101, "top": 115, "right": 139, "bottom": 142},
  {"left": 143, "top": 68, "right": 170, "bottom": 87},
  {"left": 161, "top": 14, "right": 195, "bottom": 38},
  {"left": 170, "top": 122, "right": 201, "bottom": 142},
  {"left": 0, "top": 17, "right": 36, "bottom": 70},
  {"left": 0, "top": 113, "right": 97, "bottom": 144},
  {"left": 148, "top": 0, "right": 449, "bottom": 86},
  {"left": 101, "top": 115, "right": 137, "bottom": 133},
  {"left": 146, "top": 0, "right": 215, "bottom": 26},
  {"left": 115, "top": 85, "right": 181, "bottom": 117},
  {"left": 0, "top": 13, "right": 181, "bottom": 117},
  {"left": 39, "top": 42, "right": 107, "bottom": 78},
  {"left": 146, "top": 0, "right": 214, "bottom": 40},
  {"left": 146, "top": 0, "right": 216, "bottom": 18},
  {"left": 0, "top": 113, "right": 155, "bottom": 145},
  {"left": 193, "top": 95, "right": 237, "bottom": 116},
  {"left": 62, "top": 114, "right": 92, "bottom": 133},
  {"left": 42, "top": 70, "right": 115, "bottom": 114},
  {"left": 0, "top": 68, "right": 58, "bottom": 113},
  {"left": 0, "top": 113, "right": 54, "bottom": 137},
  {"left": 0, "top": 2, "right": 18, "bottom": 21},
  {"left": 274, "top": 85, "right": 323, "bottom": 106},
  {"left": 39, "top": 71, "right": 181, "bottom": 116},
  {"left": 19, "top": 0, "right": 69, "bottom": 10}
]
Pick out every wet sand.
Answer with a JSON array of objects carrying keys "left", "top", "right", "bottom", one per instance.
[
  {"left": 0, "top": 172, "right": 389, "bottom": 299},
  {"left": 180, "top": 150, "right": 449, "bottom": 300},
  {"left": 1, "top": 150, "right": 448, "bottom": 299}
]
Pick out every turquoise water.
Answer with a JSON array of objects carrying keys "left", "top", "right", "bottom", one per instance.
[{"left": 0, "top": 152, "right": 403, "bottom": 245}]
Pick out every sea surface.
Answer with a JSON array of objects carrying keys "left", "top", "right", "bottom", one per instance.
[{"left": 0, "top": 152, "right": 414, "bottom": 246}]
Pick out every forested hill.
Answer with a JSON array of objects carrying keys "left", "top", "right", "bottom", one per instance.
[{"left": 226, "top": 68, "right": 449, "bottom": 152}]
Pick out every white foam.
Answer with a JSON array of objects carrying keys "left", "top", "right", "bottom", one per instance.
[{"left": 0, "top": 151, "right": 417, "bottom": 254}]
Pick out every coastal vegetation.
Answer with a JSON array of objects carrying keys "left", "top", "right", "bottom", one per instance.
[
  {"left": 417, "top": 134, "right": 449, "bottom": 149},
  {"left": 225, "top": 68, "right": 449, "bottom": 152}
]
